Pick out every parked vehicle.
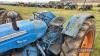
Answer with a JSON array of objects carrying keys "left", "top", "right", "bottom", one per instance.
[{"left": 0, "top": 11, "right": 96, "bottom": 56}]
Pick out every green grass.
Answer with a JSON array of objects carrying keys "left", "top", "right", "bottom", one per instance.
[{"left": 0, "top": 5, "right": 100, "bottom": 56}]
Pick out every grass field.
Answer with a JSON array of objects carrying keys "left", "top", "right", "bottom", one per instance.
[{"left": 0, "top": 5, "right": 100, "bottom": 56}]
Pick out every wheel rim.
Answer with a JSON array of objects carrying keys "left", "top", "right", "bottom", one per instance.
[{"left": 79, "top": 29, "right": 95, "bottom": 56}]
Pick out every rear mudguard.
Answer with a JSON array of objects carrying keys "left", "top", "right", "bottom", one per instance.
[{"left": 62, "top": 14, "right": 94, "bottom": 38}]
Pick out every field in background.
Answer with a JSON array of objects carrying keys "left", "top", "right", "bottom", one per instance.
[{"left": 0, "top": 5, "right": 100, "bottom": 56}]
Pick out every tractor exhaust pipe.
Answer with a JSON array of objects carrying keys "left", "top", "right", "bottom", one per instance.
[
  {"left": 7, "top": 11, "right": 19, "bottom": 31},
  {"left": 11, "top": 17, "right": 19, "bottom": 31}
]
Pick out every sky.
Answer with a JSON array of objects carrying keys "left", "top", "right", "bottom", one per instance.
[{"left": 0, "top": 0, "right": 60, "bottom": 3}]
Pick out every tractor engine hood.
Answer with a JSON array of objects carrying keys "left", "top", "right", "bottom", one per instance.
[{"left": 0, "top": 20, "right": 47, "bottom": 53}]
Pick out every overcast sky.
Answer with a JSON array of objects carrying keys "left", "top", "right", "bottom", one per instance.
[{"left": 0, "top": 0, "right": 60, "bottom": 2}]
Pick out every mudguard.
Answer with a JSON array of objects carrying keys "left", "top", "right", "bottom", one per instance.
[{"left": 62, "top": 14, "right": 94, "bottom": 38}]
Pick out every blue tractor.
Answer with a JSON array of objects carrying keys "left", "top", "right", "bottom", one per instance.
[{"left": 0, "top": 11, "right": 96, "bottom": 56}]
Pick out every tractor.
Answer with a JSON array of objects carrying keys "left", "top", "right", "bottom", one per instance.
[
  {"left": 78, "top": 5, "right": 93, "bottom": 11},
  {"left": 64, "top": 2, "right": 77, "bottom": 10},
  {"left": 0, "top": 11, "right": 96, "bottom": 56},
  {"left": 77, "top": 0, "right": 93, "bottom": 11},
  {"left": 54, "top": 3, "right": 64, "bottom": 9}
]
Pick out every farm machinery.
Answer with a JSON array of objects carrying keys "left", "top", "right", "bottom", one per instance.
[
  {"left": 54, "top": 3, "right": 64, "bottom": 9},
  {"left": 78, "top": 5, "right": 93, "bottom": 11},
  {"left": 53, "top": 2, "right": 77, "bottom": 9},
  {"left": 77, "top": 0, "right": 93, "bottom": 11},
  {"left": 64, "top": 2, "right": 77, "bottom": 10},
  {"left": 0, "top": 11, "right": 96, "bottom": 56}
]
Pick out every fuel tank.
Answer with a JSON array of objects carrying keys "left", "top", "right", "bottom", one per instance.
[{"left": 0, "top": 20, "right": 47, "bottom": 53}]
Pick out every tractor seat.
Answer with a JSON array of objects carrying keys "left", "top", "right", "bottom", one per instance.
[{"left": 50, "top": 17, "right": 66, "bottom": 26}]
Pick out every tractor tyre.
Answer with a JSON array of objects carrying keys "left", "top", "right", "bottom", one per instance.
[{"left": 60, "top": 18, "right": 96, "bottom": 56}]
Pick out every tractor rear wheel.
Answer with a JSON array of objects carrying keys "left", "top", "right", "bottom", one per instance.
[{"left": 60, "top": 18, "right": 95, "bottom": 56}]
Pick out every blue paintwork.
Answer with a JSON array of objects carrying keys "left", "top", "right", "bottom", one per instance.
[
  {"left": 62, "top": 14, "right": 93, "bottom": 37},
  {"left": 0, "top": 11, "right": 94, "bottom": 56},
  {"left": 40, "top": 12, "right": 56, "bottom": 24},
  {"left": 0, "top": 20, "right": 47, "bottom": 53},
  {"left": 32, "top": 12, "right": 56, "bottom": 25},
  {"left": 13, "top": 45, "right": 38, "bottom": 56}
]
